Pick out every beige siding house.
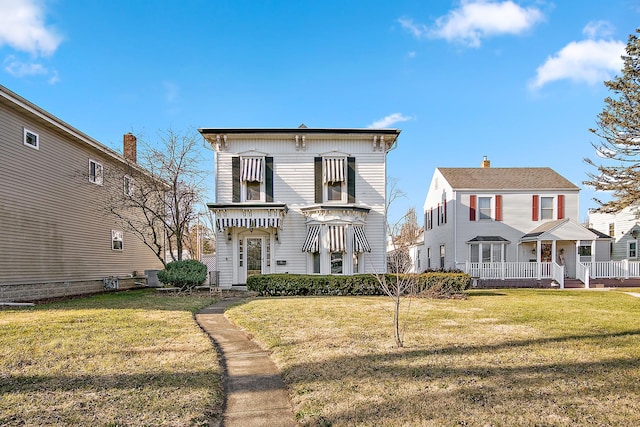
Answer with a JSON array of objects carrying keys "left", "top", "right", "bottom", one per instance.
[
  {"left": 423, "top": 158, "right": 610, "bottom": 286},
  {"left": 199, "top": 127, "right": 400, "bottom": 288},
  {"left": 0, "top": 85, "right": 163, "bottom": 301}
]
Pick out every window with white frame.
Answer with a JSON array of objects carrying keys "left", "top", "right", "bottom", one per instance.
[
  {"left": 111, "top": 230, "right": 123, "bottom": 251},
  {"left": 469, "top": 243, "right": 504, "bottom": 263},
  {"left": 123, "top": 175, "right": 134, "bottom": 196},
  {"left": 629, "top": 240, "right": 638, "bottom": 258},
  {"left": 478, "top": 197, "right": 492, "bottom": 220},
  {"left": 88, "top": 159, "right": 103, "bottom": 185},
  {"left": 439, "top": 245, "right": 445, "bottom": 269},
  {"left": 23, "top": 128, "right": 39, "bottom": 150},
  {"left": 540, "top": 197, "right": 554, "bottom": 220},
  {"left": 331, "top": 252, "right": 343, "bottom": 274},
  {"left": 241, "top": 157, "right": 264, "bottom": 201},
  {"left": 324, "top": 158, "right": 345, "bottom": 202},
  {"left": 427, "top": 247, "right": 431, "bottom": 269}
]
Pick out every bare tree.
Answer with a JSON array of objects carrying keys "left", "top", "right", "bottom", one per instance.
[
  {"left": 372, "top": 178, "right": 420, "bottom": 348},
  {"left": 584, "top": 28, "right": 640, "bottom": 211},
  {"left": 105, "top": 129, "right": 206, "bottom": 266}
]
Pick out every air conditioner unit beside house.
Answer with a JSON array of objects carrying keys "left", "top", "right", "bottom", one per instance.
[{"left": 103, "top": 277, "right": 119, "bottom": 290}]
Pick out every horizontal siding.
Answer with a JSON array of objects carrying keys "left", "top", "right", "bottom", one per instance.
[{"left": 0, "top": 102, "right": 163, "bottom": 285}]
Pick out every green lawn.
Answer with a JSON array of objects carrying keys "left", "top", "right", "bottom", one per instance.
[
  {"left": 0, "top": 289, "right": 223, "bottom": 427},
  {"left": 225, "top": 289, "right": 640, "bottom": 426}
]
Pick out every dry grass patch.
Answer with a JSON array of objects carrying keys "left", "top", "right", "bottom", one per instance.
[
  {"left": 226, "top": 290, "right": 640, "bottom": 426},
  {"left": 0, "top": 289, "right": 223, "bottom": 426}
]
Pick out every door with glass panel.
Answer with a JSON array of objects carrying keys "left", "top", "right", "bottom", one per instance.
[{"left": 245, "top": 237, "right": 263, "bottom": 278}]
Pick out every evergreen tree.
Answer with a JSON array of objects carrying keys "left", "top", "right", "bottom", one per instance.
[{"left": 584, "top": 28, "right": 640, "bottom": 212}]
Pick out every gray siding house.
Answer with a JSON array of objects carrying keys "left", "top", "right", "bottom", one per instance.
[
  {"left": 199, "top": 126, "right": 400, "bottom": 288},
  {"left": 0, "top": 85, "right": 164, "bottom": 301}
]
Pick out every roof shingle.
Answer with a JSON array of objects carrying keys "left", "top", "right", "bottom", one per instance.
[{"left": 437, "top": 167, "right": 579, "bottom": 190}]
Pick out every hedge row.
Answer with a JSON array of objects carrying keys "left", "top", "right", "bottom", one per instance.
[
  {"left": 157, "top": 259, "right": 207, "bottom": 290},
  {"left": 246, "top": 272, "right": 471, "bottom": 297}
]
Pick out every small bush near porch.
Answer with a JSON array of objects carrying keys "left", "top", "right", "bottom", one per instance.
[
  {"left": 0, "top": 290, "right": 223, "bottom": 426},
  {"left": 226, "top": 288, "right": 640, "bottom": 426}
]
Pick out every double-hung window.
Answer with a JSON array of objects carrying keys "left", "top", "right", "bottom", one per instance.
[
  {"left": 532, "top": 195, "right": 565, "bottom": 221},
  {"left": 629, "top": 240, "right": 638, "bottom": 258},
  {"left": 111, "top": 230, "right": 123, "bottom": 251},
  {"left": 315, "top": 156, "right": 356, "bottom": 204},
  {"left": 89, "top": 159, "right": 103, "bottom": 185},
  {"left": 469, "top": 195, "right": 502, "bottom": 221},
  {"left": 232, "top": 156, "right": 273, "bottom": 203},
  {"left": 123, "top": 175, "right": 134, "bottom": 196},
  {"left": 540, "top": 197, "right": 554, "bottom": 220}
]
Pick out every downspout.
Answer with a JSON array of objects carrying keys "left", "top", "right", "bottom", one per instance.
[{"left": 453, "top": 189, "right": 457, "bottom": 270}]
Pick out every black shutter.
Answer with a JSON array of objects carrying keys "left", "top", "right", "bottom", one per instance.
[
  {"left": 314, "top": 157, "right": 322, "bottom": 203},
  {"left": 347, "top": 157, "right": 356, "bottom": 203},
  {"left": 232, "top": 157, "right": 240, "bottom": 202},
  {"left": 265, "top": 157, "right": 273, "bottom": 202}
]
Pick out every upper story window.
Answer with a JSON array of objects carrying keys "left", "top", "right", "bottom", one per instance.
[
  {"left": 123, "top": 175, "right": 134, "bottom": 196},
  {"left": 314, "top": 156, "right": 356, "bottom": 204},
  {"left": 532, "top": 195, "right": 564, "bottom": 221},
  {"left": 88, "top": 159, "right": 103, "bottom": 185},
  {"left": 23, "top": 128, "right": 39, "bottom": 150},
  {"left": 232, "top": 156, "right": 273, "bottom": 203},
  {"left": 111, "top": 230, "right": 123, "bottom": 251},
  {"left": 609, "top": 223, "right": 615, "bottom": 237},
  {"left": 628, "top": 240, "right": 638, "bottom": 258},
  {"left": 469, "top": 195, "right": 502, "bottom": 221},
  {"left": 241, "top": 157, "right": 264, "bottom": 201}
]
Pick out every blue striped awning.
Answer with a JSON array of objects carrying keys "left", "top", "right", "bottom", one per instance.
[
  {"left": 302, "top": 225, "right": 320, "bottom": 252},
  {"left": 353, "top": 226, "right": 371, "bottom": 253}
]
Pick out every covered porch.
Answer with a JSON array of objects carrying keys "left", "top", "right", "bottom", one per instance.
[{"left": 463, "top": 219, "right": 612, "bottom": 288}]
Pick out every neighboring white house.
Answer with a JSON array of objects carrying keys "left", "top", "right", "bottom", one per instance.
[
  {"left": 422, "top": 157, "right": 610, "bottom": 284},
  {"left": 588, "top": 205, "right": 640, "bottom": 260},
  {"left": 198, "top": 126, "right": 400, "bottom": 288}
]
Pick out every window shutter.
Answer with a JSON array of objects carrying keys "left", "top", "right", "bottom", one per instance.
[
  {"left": 495, "top": 195, "right": 503, "bottom": 221},
  {"left": 557, "top": 195, "right": 565, "bottom": 219},
  {"left": 470, "top": 195, "right": 476, "bottom": 221},
  {"left": 424, "top": 212, "right": 428, "bottom": 231},
  {"left": 265, "top": 157, "right": 274, "bottom": 202},
  {"left": 347, "top": 157, "right": 356, "bottom": 203},
  {"left": 437, "top": 203, "right": 441, "bottom": 226},
  {"left": 532, "top": 195, "right": 539, "bottom": 221},
  {"left": 232, "top": 157, "right": 240, "bottom": 202},
  {"left": 429, "top": 208, "right": 433, "bottom": 229},
  {"left": 314, "top": 157, "right": 322, "bottom": 203}
]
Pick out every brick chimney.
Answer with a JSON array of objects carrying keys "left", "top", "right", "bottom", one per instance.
[
  {"left": 123, "top": 133, "right": 137, "bottom": 163},
  {"left": 481, "top": 155, "right": 490, "bottom": 168}
]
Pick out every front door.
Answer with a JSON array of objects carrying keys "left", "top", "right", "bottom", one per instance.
[{"left": 246, "top": 237, "right": 263, "bottom": 278}]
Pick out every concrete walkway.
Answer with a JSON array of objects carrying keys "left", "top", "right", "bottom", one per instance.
[{"left": 196, "top": 297, "right": 297, "bottom": 427}]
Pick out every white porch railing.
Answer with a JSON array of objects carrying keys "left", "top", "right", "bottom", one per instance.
[
  {"left": 576, "top": 262, "right": 590, "bottom": 289},
  {"left": 583, "top": 260, "right": 640, "bottom": 279},
  {"left": 465, "top": 262, "right": 554, "bottom": 280},
  {"left": 551, "top": 263, "right": 565, "bottom": 289}
]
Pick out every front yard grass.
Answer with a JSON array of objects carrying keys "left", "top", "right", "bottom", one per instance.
[
  {"left": 226, "top": 289, "right": 640, "bottom": 426},
  {"left": 0, "top": 289, "right": 223, "bottom": 426}
]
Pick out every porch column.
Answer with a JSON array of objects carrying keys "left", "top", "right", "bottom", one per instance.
[{"left": 536, "top": 240, "right": 541, "bottom": 279}]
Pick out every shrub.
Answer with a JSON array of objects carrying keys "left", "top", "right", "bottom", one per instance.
[
  {"left": 246, "top": 272, "right": 471, "bottom": 298},
  {"left": 157, "top": 260, "right": 207, "bottom": 291}
]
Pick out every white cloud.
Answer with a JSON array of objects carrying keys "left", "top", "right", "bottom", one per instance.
[
  {"left": 529, "top": 38, "right": 625, "bottom": 90},
  {"left": 398, "top": 17, "right": 428, "bottom": 39},
  {"left": 429, "top": 0, "right": 544, "bottom": 47},
  {"left": 583, "top": 20, "right": 615, "bottom": 39},
  {"left": 368, "top": 113, "right": 412, "bottom": 129},
  {"left": 0, "top": 0, "right": 62, "bottom": 57}
]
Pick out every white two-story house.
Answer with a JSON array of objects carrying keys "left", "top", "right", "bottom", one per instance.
[
  {"left": 422, "top": 157, "right": 610, "bottom": 286},
  {"left": 198, "top": 126, "right": 400, "bottom": 288}
]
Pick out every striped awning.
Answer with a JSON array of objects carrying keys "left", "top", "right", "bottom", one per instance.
[
  {"left": 353, "top": 226, "right": 371, "bottom": 253},
  {"left": 241, "top": 157, "right": 263, "bottom": 182},
  {"left": 216, "top": 216, "right": 280, "bottom": 231},
  {"left": 301, "top": 225, "right": 320, "bottom": 253},
  {"left": 323, "top": 158, "right": 344, "bottom": 183},
  {"left": 328, "top": 225, "right": 345, "bottom": 252}
]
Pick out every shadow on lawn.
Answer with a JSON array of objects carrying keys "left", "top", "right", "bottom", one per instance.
[{"left": 284, "top": 329, "right": 640, "bottom": 425}]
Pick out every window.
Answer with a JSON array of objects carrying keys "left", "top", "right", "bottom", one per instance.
[
  {"left": 353, "top": 253, "right": 360, "bottom": 273},
  {"left": 23, "top": 128, "right": 39, "bottom": 150},
  {"left": 478, "top": 197, "right": 492, "bottom": 220},
  {"left": 123, "top": 175, "right": 134, "bottom": 196},
  {"left": 417, "top": 249, "right": 421, "bottom": 270},
  {"left": 439, "top": 245, "right": 445, "bottom": 269},
  {"left": 313, "top": 252, "right": 321, "bottom": 274},
  {"left": 629, "top": 240, "right": 638, "bottom": 258},
  {"left": 540, "top": 197, "right": 554, "bottom": 220},
  {"left": 427, "top": 247, "right": 431, "bottom": 269},
  {"left": 111, "top": 230, "right": 123, "bottom": 251},
  {"left": 88, "top": 159, "right": 103, "bottom": 185},
  {"left": 578, "top": 244, "right": 592, "bottom": 257},
  {"left": 315, "top": 157, "right": 356, "bottom": 204},
  {"left": 331, "top": 252, "right": 343, "bottom": 274},
  {"left": 239, "top": 238, "right": 244, "bottom": 267},
  {"left": 469, "top": 243, "right": 503, "bottom": 263},
  {"left": 609, "top": 223, "right": 615, "bottom": 237},
  {"left": 241, "top": 157, "right": 264, "bottom": 202}
]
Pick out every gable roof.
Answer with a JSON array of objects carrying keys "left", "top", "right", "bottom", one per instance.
[
  {"left": 437, "top": 167, "right": 579, "bottom": 191},
  {"left": 520, "top": 218, "right": 608, "bottom": 242}
]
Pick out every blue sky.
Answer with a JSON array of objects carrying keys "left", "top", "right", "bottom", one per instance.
[{"left": 1, "top": 0, "right": 639, "bottom": 225}]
